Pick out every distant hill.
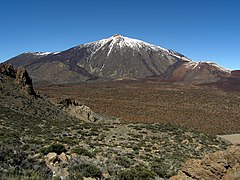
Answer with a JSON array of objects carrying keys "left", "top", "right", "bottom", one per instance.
[{"left": 5, "top": 34, "right": 232, "bottom": 85}]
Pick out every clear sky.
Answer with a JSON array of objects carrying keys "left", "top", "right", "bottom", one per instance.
[{"left": 0, "top": 0, "right": 239, "bottom": 69}]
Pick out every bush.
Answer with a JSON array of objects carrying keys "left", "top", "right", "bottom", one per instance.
[
  {"left": 150, "top": 162, "right": 169, "bottom": 178},
  {"left": 68, "top": 162, "right": 102, "bottom": 179},
  {"left": 118, "top": 166, "right": 156, "bottom": 180},
  {"left": 41, "top": 143, "right": 66, "bottom": 155},
  {"left": 71, "top": 147, "right": 95, "bottom": 158},
  {"left": 115, "top": 156, "right": 131, "bottom": 168},
  {"left": 0, "top": 144, "right": 52, "bottom": 179}
]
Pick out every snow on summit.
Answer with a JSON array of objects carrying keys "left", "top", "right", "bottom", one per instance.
[{"left": 81, "top": 34, "right": 169, "bottom": 57}]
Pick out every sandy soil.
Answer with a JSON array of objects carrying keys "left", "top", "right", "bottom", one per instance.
[{"left": 218, "top": 134, "right": 240, "bottom": 144}]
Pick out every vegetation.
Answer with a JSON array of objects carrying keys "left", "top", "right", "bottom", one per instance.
[
  {"left": 41, "top": 143, "right": 67, "bottom": 155},
  {"left": 68, "top": 161, "right": 102, "bottom": 179},
  {"left": 0, "top": 144, "right": 52, "bottom": 180},
  {"left": 118, "top": 166, "right": 156, "bottom": 180}
]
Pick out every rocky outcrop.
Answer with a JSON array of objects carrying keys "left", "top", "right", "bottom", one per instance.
[
  {"left": 170, "top": 145, "right": 240, "bottom": 180},
  {"left": 15, "top": 66, "right": 36, "bottom": 95},
  {"left": 58, "top": 99, "right": 99, "bottom": 122},
  {"left": 0, "top": 63, "right": 35, "bottom": 95},
  {"left": 0, "top": 63, "right": 16, "bottom": 78}
]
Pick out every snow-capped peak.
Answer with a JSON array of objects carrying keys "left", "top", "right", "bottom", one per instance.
[
  {"left": 75, "top": 34, "right": 192, "bottom": 61},
  {"left": 80, "top": 34, "right": 169, "bottom": 56}
]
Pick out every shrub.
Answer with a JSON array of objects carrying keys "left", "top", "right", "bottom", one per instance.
[
  {"left": 0, "top": 144, "right": 52, "bottom": 179},
  {"left": 68, "top": 162, "right": 102, "bottom": 179},
  {"left": 150, "top": 162, "right": 168, "bottom": 178},
  {"left": 70, "top": 147, "right": 95, "bottom": 158},
  {"left": 115, "top": 156, "right": 131, "bottom": 168},
  {"left": 41, "top": 143, "right": 66, "bottom": 155},
  {"left": 118, "top": 166, "right": 156, "bottom": 180}
]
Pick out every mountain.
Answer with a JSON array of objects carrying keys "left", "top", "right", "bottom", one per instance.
[{"left": 6, "top": 34, "right": 231, "bottom": 85}]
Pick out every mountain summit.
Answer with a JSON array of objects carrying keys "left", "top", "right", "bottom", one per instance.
[{"left": 6, "top": 35, "right": 231, "bottom": 85}]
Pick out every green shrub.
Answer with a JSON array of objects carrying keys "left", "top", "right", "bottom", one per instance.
[
  {"left": 41, "top": 143, "right": 66, "bottom": 155},
  {"left": 70, "top": 147, "right": 95, "bottom": 158},
  {"left": 68, "top": 162, "right": 102, "bottom": 179},
  {"left": 118, "top": 166, "right": 156, "bottom": 180},
  {"left": 115, "top": 156, "right": 131, "bottom": 168},
  {"left": 150, "top": 162, "right": 168, "bottom": 178}
]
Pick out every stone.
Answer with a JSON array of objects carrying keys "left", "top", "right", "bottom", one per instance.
[
  {"left": 0, "top": 63, "right": 16, "bottom": 78},
  {"left": 0, "top": 64, "right": 36, "bottom": 95},
  {"left": 15, "top": 66, "right": 35, "bottom": 95},
  {"left": 171, "top": 145, "right": 240, "bottom": 180},
  {"left": 45, "top": 152, "right": 58, "bottom": 164},
  {"left": 58, "top": 152, "right": 68, "bottom": 163},
  {"left": 32, "top": 153, "right": 41, "bottom": 159}
]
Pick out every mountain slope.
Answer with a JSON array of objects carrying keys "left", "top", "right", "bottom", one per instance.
[
  {"left": 165, "top": 61, "right": 231, "bottom": 83},
  {"left": 6, "top": 34, "right": 231, "bottom": 85}
]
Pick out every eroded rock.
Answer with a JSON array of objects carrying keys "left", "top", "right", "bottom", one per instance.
[
  {"left": 58, "top": 99, "right": 99, "bottom": 122},
  {"left": 15, "top": 66, "right": 36, "bottom": 95},
  {"left": 0, "top": 63, "right": 16, "bottom": 78},
  {"left": 45, "top": 152, "right": 58, "bottom": 164},
  {"left": 171, "top": 145, "right": 240, "bottom": 180},
  {"left": 0, "top": 63, "right": 35, "bottom": 95}
]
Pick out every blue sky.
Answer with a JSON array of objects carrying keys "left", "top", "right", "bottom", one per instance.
[{"left": 0, "top": 0, "right": 239, "bottom": 69}]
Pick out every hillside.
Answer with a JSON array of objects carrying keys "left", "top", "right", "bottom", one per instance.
[
  {"left": 0, "top": 63, "right": 234, "bottom": 179},
  {"left": 6, "top": 35, "right": 231, "bottom": 85}
]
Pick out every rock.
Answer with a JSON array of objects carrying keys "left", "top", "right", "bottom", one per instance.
[
  {"left": 102, "top": 172, "right": 110, "bottom": 178},
  {"left": 58, "top": 152, "right": 68, "bottom": 163},
  {"left": 45, "top": 152, "right": 58, "bottom": 164},
  {"left": 32, "top": 153, "right": 41, "bottom": 159},
  {"left": 70, "top": 153, "right": 79, "bottom": 160},
  {"left": 58, "top": 99, "right": 99, "bottom": 122},
  {"left": 0, "top": 63, "right": 36, "bottom": 95},
  {"left": 83, "top": 177, "right": 96, "bottom": 180},
  {"left": 15, "top": 66, "right": 36, "bottom": 95},
  {"left": 0, "top": 63, "right": 16, "bottom": 78},
  {"left": 171, "top": 145, "right": 240, "bottom": 180}
]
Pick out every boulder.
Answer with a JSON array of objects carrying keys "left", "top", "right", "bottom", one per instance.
[
  {"left": 171, "top": 145, "right": 240, "bottom": 180},
  {"left": 45, "top": 152, "right": 58, "bottom": 164},
  {"left": 58, "top": 152, "right": 68, "bottom": 163}
]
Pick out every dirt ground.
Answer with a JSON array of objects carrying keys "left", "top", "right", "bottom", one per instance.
[{"left": 36, "top": 79, "right": 240, "bottom": 135}]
